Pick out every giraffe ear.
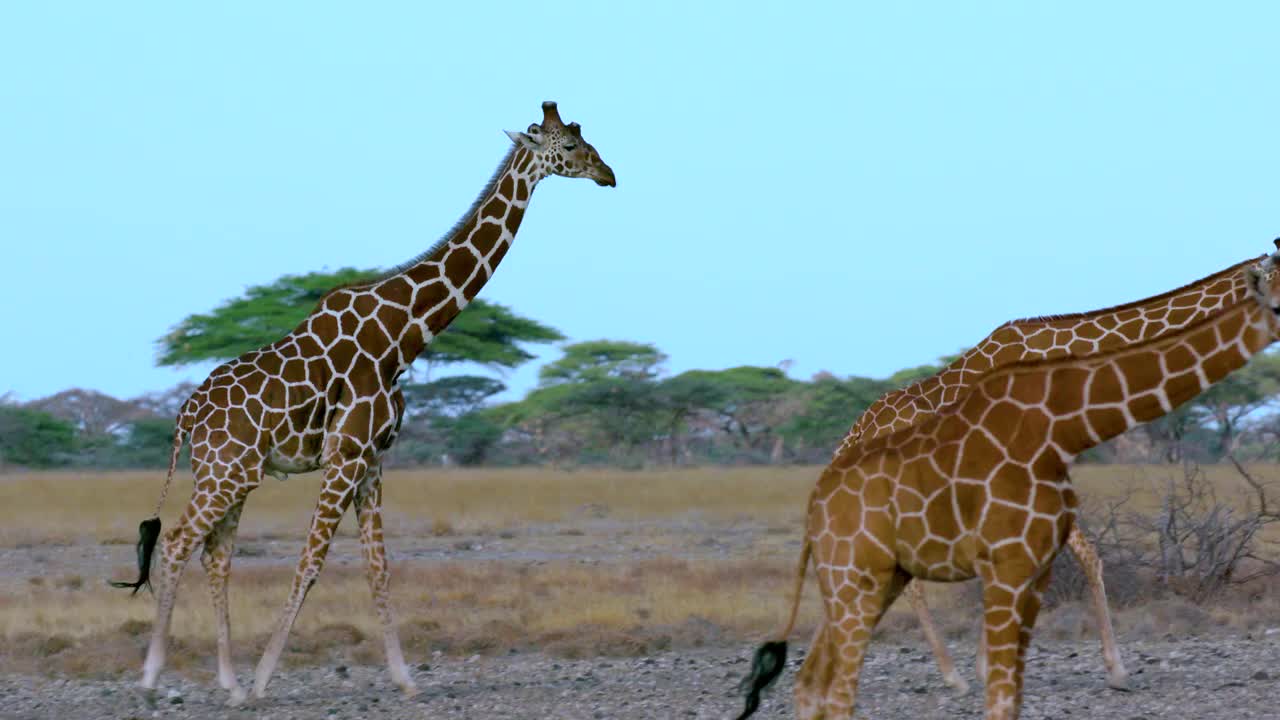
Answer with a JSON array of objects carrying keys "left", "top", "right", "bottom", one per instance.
[
  {"left": 1246, "top": 264, "right": 1268, "bottom": 300},
  {"left": 504, "top": 130, "right": 540, "bottom": 151}
]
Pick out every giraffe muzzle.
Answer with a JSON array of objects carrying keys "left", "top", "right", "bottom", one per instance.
[{"left": 593, "top": 163, "right": 617, "bottom": 187}]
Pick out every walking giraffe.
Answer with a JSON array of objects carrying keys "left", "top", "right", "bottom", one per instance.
[
  {"left": 736, "top": 249, "right": 1280, "bottom": 720},
  {"left": 834, "top": 252, "right": 1269, "bottom": 692},
  {"left": 110, "top": 101, "right": 615, "bottom": 703}
]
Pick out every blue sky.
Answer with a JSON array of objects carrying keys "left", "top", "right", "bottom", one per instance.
[{"left": 2, "top": 2, "right": 1278, "bottom": 403}]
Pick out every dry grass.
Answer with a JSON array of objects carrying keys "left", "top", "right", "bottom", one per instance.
[
  {"left": 0, "top": 557, "right": 825, "bottom": 678},
  {"left": 3, "top": 463, "right": 1275, "bottom": 545},
  {"left": 3, "top": 464, "right": 1278, "bottom": 678},
  {"left": 0, "top": 466, "right": 816, "bottom": 545}
]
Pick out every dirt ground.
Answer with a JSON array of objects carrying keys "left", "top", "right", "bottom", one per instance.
[
  {"left": 2, "top": 637, "right": 1278, "bottom": 719},
  {"left": 3, "top": 469, "right": 1279, "bottom": 718}
]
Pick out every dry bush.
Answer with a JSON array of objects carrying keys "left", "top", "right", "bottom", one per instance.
[{"left": 1045, "top": 461, "right": 1280, "bottom": 608}]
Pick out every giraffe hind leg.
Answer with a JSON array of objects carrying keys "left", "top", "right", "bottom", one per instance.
[
  {"left": 200, "top": 501, "right": 249, "bottom": 705},
  {"left": 142, "top": 477, "right": 253, "bottom": 690},
  {"left": 1066, "top": 525, "right": 1129, "bottom": 690},
  {"left": 355, "top": 466, "right": 417, "bottom": 696},
  {"left": 905, "top": 578, "right": 970, "bottom": 693},
  {"left": 805, "top": 566, "right": 910, "bottom": 720}
]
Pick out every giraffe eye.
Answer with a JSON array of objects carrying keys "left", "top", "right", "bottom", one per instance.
[{"left": 563, "top": 143, "right": 577, "bottom": 151}]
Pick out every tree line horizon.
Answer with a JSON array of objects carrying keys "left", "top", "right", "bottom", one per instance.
[{"left": 5, "top": 268, "right": 1280, "bottom": 470}]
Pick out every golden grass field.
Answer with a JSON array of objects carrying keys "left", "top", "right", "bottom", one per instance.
[{"left": 2, "top": 464, "right": 1277, "bottom": 679}]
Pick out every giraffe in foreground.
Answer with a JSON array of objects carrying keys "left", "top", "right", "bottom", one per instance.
[
  {"left": 835, "top": 253, "right": 1268, "bottom": 692},
  {"left": 736, "top": 250, "right": 1280, "bottom": 720},
  {"left": 110, "top": 101, "right": 615, "bottom": 703}
]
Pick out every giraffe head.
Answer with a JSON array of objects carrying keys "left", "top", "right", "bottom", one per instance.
[
  {"left": 1245, "top": 248, "right": 1280, "bottom": 324},
  {"left": 506, "top": 101, "right": 616, "bottom": 187}
]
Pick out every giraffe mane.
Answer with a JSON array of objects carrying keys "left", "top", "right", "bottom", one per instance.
[
  {"left": 996, "top": 254, "right": 1267, "bottom": 328},
  {"left": 327, "top": 143, "right": 521, "bottom": 294}
]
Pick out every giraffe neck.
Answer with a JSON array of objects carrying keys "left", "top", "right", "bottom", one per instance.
[
  {"left": 365, "top": 146, "right": 548, "bottom": 370},
  {"left": 847, "top": 253, "right": 1267, "bottom": 445},
  {"left": 1030, "top": 292, "right": 1275, "bottom": 458}
]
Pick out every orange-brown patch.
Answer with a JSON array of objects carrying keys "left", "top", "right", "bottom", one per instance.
[
  {"left": 1087, "top": 364, "right": 1124, "bottom": 405},
  {"left": 1007, "top": 409, "right": 1050, "bottom": 463},
  {"left": 990, "top": 463, "right": 1031, "bottom": 505},
  {"left": 1202, "top": 346, "right": 1245, "bottom": 383},
  {"left": 983, "top": 401, "right": 1022, "bottom": 445},
  {"left": 981, "top": 503, "right": 1029, "bottom": 538},
  {"left": 1050, "top": 415, "right": 1090, "bottom": 453},
  {"left": 958, "top": 431, "right": 1001, "bottom": 478},
  {"left": 1085, "top": 406, "right": 1127, "bottom": 439},
  {"left": 1115, "top": 351, "right": 1159, "bottom": 393}
]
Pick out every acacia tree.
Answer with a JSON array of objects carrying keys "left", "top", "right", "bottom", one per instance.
[{"left": 156, "top": 268, "right": 564, "bottom": 373}]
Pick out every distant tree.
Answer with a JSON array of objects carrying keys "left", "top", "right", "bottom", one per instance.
[
  {"left": 156, "top": 268, "right": 562, "bottom": 371},
  {"left": 781, "top": 373, "right": 896, "bottom": 457},
  {"left": 663, "top": 366, "right": 800, "bottom": 462},
  {"left": 537, "top": 340, "right": 666, "bottom": 386},
  {"left": 437, "top": 411, "right": 506, "bottom": 466},
  {"left": 25, "top": 388, "right": 154, "bottom": 436},
  {"left": 131, "top": 382, "right": 200, "bottom": 418},
  {"left": 885, "top": 353, "right": 960, "bottom": 389},
  {"left": 0, "top": 406, "right": 77, "bottom": 468},
  {"left": 401, "top": 375, "right": 506, "bottom": 418},
  {"left": 1186, "top": 350, "right": 1280, "bottom": 456}
]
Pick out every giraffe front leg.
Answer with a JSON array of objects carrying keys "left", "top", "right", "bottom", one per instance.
[
  {"left": 200, "top": 501, "right": 248, "bottom": 706},
  {"left": 980, "top": 565, "right": 1052, "bottom": 720},
  {"left": 354, "top": 466, "right": 417, "bottom": 696},
  {"left": 1065, "top": 525, "right": 1128, "bottom": 690},
  {"left": 906, "top": 578, "right": 969, "bottom": 693},
  {"left": 253, "top": 456, "right": 363, "bottom": 699}
]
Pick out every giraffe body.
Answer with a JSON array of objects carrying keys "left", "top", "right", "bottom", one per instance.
[
  {"left": 738, "top": 252, "right": 1280, "bottom": 720},
  {"left": 115, "top": 102, "right": 615, "bottom": 702},
  {"left": 834, "top": 253, "right": 1267, "bottom": 691}
]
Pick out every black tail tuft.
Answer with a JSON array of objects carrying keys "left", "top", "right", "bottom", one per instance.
[
  {"left": 735, "top": 640, "right": 788, "bottom": 719},
  {"left": 108, "top": 517, "right": 162, "bottom": 596}
]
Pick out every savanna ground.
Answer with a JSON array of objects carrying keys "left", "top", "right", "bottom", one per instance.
[{"left": 1, "top": 466, "right": 1278, "bottom": 719}]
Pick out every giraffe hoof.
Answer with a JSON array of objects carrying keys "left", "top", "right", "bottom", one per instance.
[
  {"left": 942, "top": 672, "right": 970, "bottom": 694},
  {"left": 226, "top": 686, "right": 249, "bottom": 706},
  {"left": 1107, "top": 671, "right": 1131, "bottom": 691}
]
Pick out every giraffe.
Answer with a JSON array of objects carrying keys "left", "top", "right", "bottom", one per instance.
[
  {"left": 835, "top": 252, "right": 1269, "bottom": 693},
  {"left": 109, "top": 101, "right": 615, "bottom": 704},
  {"left": 735, "top": 250, "right": 1280, "bottom": 720}
]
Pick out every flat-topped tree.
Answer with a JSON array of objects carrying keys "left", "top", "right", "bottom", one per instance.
[
  {"left": 738, "top": 249, "right": 1280, "bottom": 720},
  {"left": 111, "top": 101, "right": 615, "bottom": 704}
]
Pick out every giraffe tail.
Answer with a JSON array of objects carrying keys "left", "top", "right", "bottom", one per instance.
[
  {"left": 107, "top": 408, "right": 190, "bottom": 595},
  {"left": 734, "top": 536, "right": 810, "bottom": 719}
]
